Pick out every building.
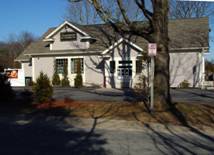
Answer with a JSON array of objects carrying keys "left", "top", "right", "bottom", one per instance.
[{"left": 15, "top": 17, "right": 209, "bottom": 88}]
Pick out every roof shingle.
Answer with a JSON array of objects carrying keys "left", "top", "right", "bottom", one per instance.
[{"left": 16, "top": 17, "right": 209, "bottom": 61}]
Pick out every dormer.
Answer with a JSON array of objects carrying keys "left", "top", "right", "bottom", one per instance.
[{"left": 43, "top": 21, "right": 95, "bottom": 51}]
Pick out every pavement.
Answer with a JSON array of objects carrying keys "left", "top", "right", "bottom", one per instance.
[
  {"left": 53, "top": 87, "right": 214, "bottom": 105},
  {"left": 170, "top": 88, "right": 214, "bottom": 104},
  {"left": 0, "top": 115, "right": 213, "bottom": 155},
  {"left": 13, "top": 87, "right": 214, "bottom": 105}
]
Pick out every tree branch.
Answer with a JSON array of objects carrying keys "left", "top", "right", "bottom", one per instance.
[{"left": 116, "top": 0, "right": 131, "bottom": 25}]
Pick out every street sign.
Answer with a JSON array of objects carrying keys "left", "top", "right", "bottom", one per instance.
[{"left": 148, "top": 43, "right": 157, "bottom": 57}]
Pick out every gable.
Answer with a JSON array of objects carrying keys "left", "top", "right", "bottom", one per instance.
[
  {"left": 44, "top": 21, "right": 89, "bottom": 40},
  {"left": 102, "top": 38, "right": 144, "bottom": 55},
  {"left": 102, "top": 38, "right": 144, "bottom": 59}
]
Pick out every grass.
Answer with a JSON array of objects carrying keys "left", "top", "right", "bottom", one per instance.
[
  {"left": 0, "top": 93, "right": 213, "bottom": 129},
  {"left": 32, "top": 99, "right": 214, "bottom": 128}
]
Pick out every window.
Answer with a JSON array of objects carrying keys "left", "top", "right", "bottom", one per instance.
[
  {"left": 110, "top": 61, "right": 115, "bottom": 73},
  {"left": 136, "top": 60, "right": 142, "bottom": 74},
  {"left": 71, "top": 58, "right": 84, "bottom": 74},
  {"left": 60, "top": 32, "right": 77, "bottom": 41},
  {"left": 119, "top": 60, "right": 132, "bottom": 64},
  {"left": 117, "top": 60, "right": 132, "bottom": 77},
  {"left": 56, "top": 59, "right": 68, "bottom": 74},
  {"left": 118, "top": 68, "right": 132, "bottom": 77}
]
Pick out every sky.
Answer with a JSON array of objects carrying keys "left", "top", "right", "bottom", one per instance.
[
  {"left": 0, "top": 0, "right": 213, "bottom": 60},
  {"left": 0, "top": 0, "right": 68, "bottom": 41}
]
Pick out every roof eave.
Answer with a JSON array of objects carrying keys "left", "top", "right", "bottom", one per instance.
[
  {"left": 25, "top": 51, "right": 101, "bottom": 56},
  {"left": 169, "top": 47, "right": 209, "bottom": 53},
  {"left": 45, "top": 21, "right": 90, "bottom": 39}
]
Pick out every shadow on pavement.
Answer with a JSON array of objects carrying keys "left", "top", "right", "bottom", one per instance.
[
  {"left": 144, "top": 123, "right": 214, "bottom": 155},
  {"left": 175, "top": 89, "right": 214, "bottom": 100},
  {"left": 136, "top": 102, "right": 214, "bottom": 155},
  {"left": 0, "top": 113, "right": 109, "bottom": 155},
  {"left": 0, "top": 89, "right": 109, "bottom": 155}
]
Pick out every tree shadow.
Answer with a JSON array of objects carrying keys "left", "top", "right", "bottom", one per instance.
[
  {"left": 144, "top": 123, "right": 214, "bottom": 155},
  {"left": 0, "top": 89, "right": 34, "bottom": 115},
  {"left": 0, "top": 88, "right": 109, "bottom": 154},
  {"left": 123, "top": 88, "right": 148, "bottom": 103},
  {"left": 0, "top": 106, "right": 109, "bottom": 155},
  {"left": 168, "top": 102, "right": 214, "bottom": 142},
  {"left": 132, "top": 98, "right": 214, "bottom": 154},
  {"left": 143, "top": 102, "right": 214, "bottom": 154},
  {"left": 0, "top": 116, "right": 109, "bottom": 155},
  {"left": 176, "top": 89, "right": 214, "bottom": 100}
]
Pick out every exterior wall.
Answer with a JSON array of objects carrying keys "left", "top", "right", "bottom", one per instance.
[
  {"left": 170, "top": 52, "right": 203, "bottom": 87},
  {"left": 55, "top": 56, "right": 86, "bottom": 86},
  {"left": 51, "top": 27, "right": 89, "bottom": 50},
  {"left": 84, "top": 55, "right": 104, "bottom": 87},
  {"left": 104, "top": 42, "right": 147, "bottom": 89},
  {"left": 22, "top": 62, "right": 32, "bottom": 77},
  {"left": 32, "top": 56, "right": 87, "bottom": 87},
  {"left": 32, "top": 57, "right": 54, "bottom": 81}
]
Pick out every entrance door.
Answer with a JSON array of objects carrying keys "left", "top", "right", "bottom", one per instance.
[{"left": 117, "top": 61, "right": 132, "bottom": 88}]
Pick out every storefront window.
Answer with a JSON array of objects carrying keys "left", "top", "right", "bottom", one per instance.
[
  {"left": 71, "top": 58, "right": 84, "bottom": 74},
  {"left": 56, "top": 59, "right": 68, "bottom": 74}
]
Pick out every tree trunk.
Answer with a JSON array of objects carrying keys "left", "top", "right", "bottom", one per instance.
[{"left": 152, "top": 0, "right": 171, "bottom": 105}]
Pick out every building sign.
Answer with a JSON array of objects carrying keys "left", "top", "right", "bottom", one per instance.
[
  {"left": 60, "top": 32, "right": 77, "bottom": 41},
  {"left": 148, "top": 43, "right": 157, "bottom": 57},
  {"left": 6, "top": 70, "right": 18, "bottom": 79}
]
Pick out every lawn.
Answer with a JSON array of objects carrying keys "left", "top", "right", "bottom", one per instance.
[{"left": 33, "top": 99, "right": 214, "bottom": 129}]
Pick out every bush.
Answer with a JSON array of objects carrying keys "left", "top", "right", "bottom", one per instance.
[
  {"left": 61, "top": 78, "right": 70, "bottom": 87},
  {"left": 33, "top": 72, "right": 53, "bottom": 103},
  {"left": 61, "top": 63, "right": 70, "bottom": 87},
  {"left": 52, "top": 60, "right": 61, "bottom": 86},
  {"left": 179, "top": 80, "right": 190, "bottom": 88},
  {"left": 0, "top": 74, "right": 14, "bottom": 101},
  {"left": 74, "top": 74, "right": 83, "bottom": 88},
  {"left": 74, "top": 59, "right": 83, "bottom": 88},
  {"left": 52, "top": 72, "right": 60, "bottom": 86}
]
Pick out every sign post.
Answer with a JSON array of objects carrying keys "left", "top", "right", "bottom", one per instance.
[{"left": 148, "top": 43, "right": 157, "bottom": 111}]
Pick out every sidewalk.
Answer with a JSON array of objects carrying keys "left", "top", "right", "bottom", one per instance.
[
  {"left": 63, "top": 117, "right": 214, "bottom": 135},
  {"left": 1, "top": 115, "right": 214, "bottom": 155}
]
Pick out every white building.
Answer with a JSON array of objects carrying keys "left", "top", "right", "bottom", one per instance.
[{"left": 15, "top": 18, "right": 209, "bottom": 88}]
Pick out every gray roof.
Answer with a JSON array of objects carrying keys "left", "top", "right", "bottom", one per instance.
[{"left": 16, "top": 17, "right": 209, "bottom": 61}]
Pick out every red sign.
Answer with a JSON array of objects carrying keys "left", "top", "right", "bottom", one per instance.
[{"left": 148, "top": 43, "right": 157, "bottom": 57}]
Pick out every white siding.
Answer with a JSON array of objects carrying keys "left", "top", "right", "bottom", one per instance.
[
  {"left": 32, "top": 57, "right": 54, "bottom": 81},
  {"left": 170, "top": 52, "right": 203, "bottom": 87},
  {"left": 104, "top": 42, "right": 146, "bottom": 88},
  {"left": 22, "top": 62, "right": 32, "bottom": 77},
  {"left": 84, "top": 55, "right": 104, "bottom": 87},
  {"left": 51, "top": 27, "right": 89, "bottom": 50}
]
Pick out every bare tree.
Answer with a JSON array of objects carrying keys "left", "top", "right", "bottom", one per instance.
[
  {"left": 66, "top": 0, "right": 144, "bottom": 24},
  {"left": 0, "top": 31, "right": 36, "bottom": 68},
  {"left": 18, "top": 31, "right": 35, "bottom": 49},
  {"left": 170, "top": 0, "right": 214, "bottom": 19},
  {"left": 66, "top": 0, "right": 99, "bottom": 24},
  {"left": 68, "top": 0, "right": 171, "bottom": 105}
]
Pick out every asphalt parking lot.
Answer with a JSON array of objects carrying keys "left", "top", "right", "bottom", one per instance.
[
  {"left": 14, "top": 87, "right": 214, "bottom": 105},
  {"left": 171, "top": 88, "right": 214, "bottom": 104}
]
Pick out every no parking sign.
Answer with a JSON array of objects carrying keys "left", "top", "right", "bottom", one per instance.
[{"left": 148, "top": 43, "right": 157, "bottom": 57}]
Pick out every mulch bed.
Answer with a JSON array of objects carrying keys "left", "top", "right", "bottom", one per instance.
[{"left": 33, "top": 98, "right": 214, "bottom": 128}]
